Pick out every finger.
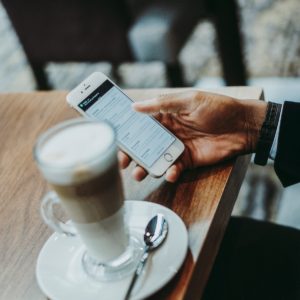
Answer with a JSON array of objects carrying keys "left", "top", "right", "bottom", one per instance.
[
  {"left": 165, "top": 160, "right": 185, "bottom": 183},
  {"left": 118, "top": 151, "right": 132, "bottom": 169},
  {"left": 132, "top": 166, "right": 148, "bottom": 181},
  {"left": 132, "top": 94, "right": 188, "bottom": 114},
  {"left": 151, "top": 111, "right": 163, "bottom": 122}
]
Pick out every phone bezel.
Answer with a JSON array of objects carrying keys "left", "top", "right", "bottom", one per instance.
[{"left": 66, "top": 72, "right": 185, "bottom": 177}]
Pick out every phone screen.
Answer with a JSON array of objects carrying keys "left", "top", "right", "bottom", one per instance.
[{"left": 78, "top": 80, "right": 175, "bottom": 167}]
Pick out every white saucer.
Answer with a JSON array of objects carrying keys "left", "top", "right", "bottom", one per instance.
[{"left": 36, "top": 200, "right": 188, "bottom": 300}]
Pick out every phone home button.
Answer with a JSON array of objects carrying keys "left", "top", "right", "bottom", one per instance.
[{"left": 164, "top": 153, "right": 173, "bottom": 162}]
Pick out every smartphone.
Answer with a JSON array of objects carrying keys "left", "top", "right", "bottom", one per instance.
[{"left": 66, "top": 72, "right": 184, "bottom": 177}]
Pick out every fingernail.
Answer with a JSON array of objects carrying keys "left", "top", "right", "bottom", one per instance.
[
  {"left": 166, "top": 175, "right": 176, "bottom": 183},
  {"left": 131, "top": 102, "right": 140, "bottom": 108},
  {"left": 132, "top": 101, "right": 146, "bottom": 107},
  {"left": 132, "top": 102, "right": 149, "bottom": 111},
  {"left": 166, "top": 169, "right": 176, "bottom": 181},
  {"left": 133, "top": 98, "right": 156, "bottom": 106}
]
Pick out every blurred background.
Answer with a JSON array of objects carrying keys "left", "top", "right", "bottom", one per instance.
[{"left": 0, "top": 0, "right": 299, "bottom": 227}]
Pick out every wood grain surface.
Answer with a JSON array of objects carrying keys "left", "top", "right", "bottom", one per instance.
[{"left": 0, "top": 87, "right": 263, "bottom": 300}]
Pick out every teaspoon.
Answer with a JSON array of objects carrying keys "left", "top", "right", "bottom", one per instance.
[{"left": 124, "top": 213, "right": 168, "bottom": 300}]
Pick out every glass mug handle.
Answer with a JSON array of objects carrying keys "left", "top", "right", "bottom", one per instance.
[{"left": 41, "top": 191, "right": 77, "bottom": 237}]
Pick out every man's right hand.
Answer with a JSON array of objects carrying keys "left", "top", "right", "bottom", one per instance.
[{"left": 119, "top": 90, "right": 267, "bottom": 182}]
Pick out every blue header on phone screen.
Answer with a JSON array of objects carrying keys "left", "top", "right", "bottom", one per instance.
[{"left": 78, "top": 80, "right": 113, "bottom": 111}]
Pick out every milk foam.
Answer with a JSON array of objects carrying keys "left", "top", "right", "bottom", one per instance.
[{"left": 37, "top": 120, "right": 116, "bottom": 184}]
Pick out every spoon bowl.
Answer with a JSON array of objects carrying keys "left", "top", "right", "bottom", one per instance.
[{"left": 144, "top": 213, "right": 168, "bottom": 249}]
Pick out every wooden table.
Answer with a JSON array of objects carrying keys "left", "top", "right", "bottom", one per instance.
[{"left": 0, "top": 87, "right": 263, "bottom": 300}]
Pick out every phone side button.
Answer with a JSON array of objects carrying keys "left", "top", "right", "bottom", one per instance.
[{"left": 164, "top": 153, "right": 173, "bottom": 162}]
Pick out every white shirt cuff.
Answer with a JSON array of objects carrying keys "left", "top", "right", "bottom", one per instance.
[{"left": 269, "top": 105, "right": 283, "bottom": 160}]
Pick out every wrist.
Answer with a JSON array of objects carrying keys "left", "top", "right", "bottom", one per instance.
[{"left": 239, "top": 100, "right": 268, "bottom": 153}]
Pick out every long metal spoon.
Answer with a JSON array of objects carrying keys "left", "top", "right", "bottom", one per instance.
[{"left": 124, "top": 213, "right": 168, "bottom": 300}]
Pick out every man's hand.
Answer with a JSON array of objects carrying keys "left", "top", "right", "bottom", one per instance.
[{"left": 119, "top": 91, "right": 267, "bottom": 182}]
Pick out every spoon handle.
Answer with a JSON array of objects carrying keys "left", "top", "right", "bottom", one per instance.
[{"left": 124, "top": 247, "right": 149, "bottom": 300}]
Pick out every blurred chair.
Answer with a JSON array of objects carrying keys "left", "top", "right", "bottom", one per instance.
[
  {"left": 2, "top": 0, "right": 246, "bottom": 90},
  {"left": 1, "top": 0, "right": 133, "bottom": 90},
  {"left": 128, "top": 0, "right": 247, "bottom": 86},
  {"left": 128, "top": 1, "right": 200, "bottom": 87},
  {"left": 207, "top": 0, "right": 247, "bottom": 86}
]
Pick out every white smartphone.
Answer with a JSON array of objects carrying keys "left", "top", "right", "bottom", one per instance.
[{"left": 66, "top": 72, "right": 185, "bottom": 177}]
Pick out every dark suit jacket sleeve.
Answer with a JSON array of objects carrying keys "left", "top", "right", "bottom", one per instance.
[{"left": 274, "top": 101, "right": 300, "bottom": 187}]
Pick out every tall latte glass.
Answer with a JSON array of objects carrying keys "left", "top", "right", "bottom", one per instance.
[{"left": 34, "top": 118, "right": 140, "bottom": 281}]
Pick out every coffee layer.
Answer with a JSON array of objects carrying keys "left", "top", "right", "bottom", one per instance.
[{"left": 52, "top": 161, "right": 124, "bottom": 223}]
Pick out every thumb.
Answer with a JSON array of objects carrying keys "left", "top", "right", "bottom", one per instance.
[
  {"left": 132, "top": 94, "right": 188, "bottom": 114},
  {"left": 165, "top": 160, "right": 185, "bottom": 182}
]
